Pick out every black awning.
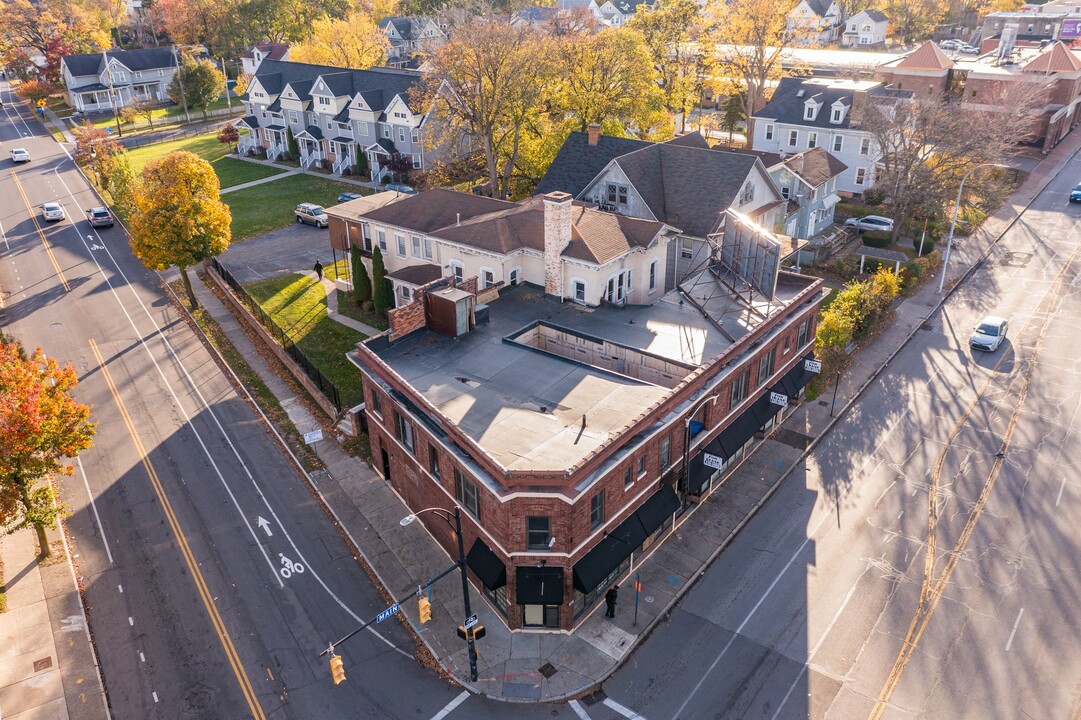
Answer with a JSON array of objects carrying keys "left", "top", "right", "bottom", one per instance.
[
  {"left": 467, "top": 538, "right": 506, "bottom": 591},
  {"left": 572, "top": 514, "right": 647, "bottom": 593},
  {"left": 717, "top": 409, "right": 759, "bottom": 459},
  {"left": 635, "top": 486, "right": 681, "bottom": 535},
  {"left": 750, "top": 392, "right": 780, "bottom": 427},
  {"left": 773, "top": 353, "right": 818, "bottom": 398},
  {"left": 688, "top": 437, "right": 725, "bottom": 495},
  {"left": 516, "top": 566, "right": 565, "bottom": 605}
]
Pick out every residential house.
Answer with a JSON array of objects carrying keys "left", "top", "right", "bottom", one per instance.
[
  {"left": 842, "top": 10, "right": 889, "bottom": 48},
  {"left": 751, "top": 76, "right": 912, "bottom": 194},
  {"left": 878, "top": 40, "right": 1081, "bottom": 152},
  {"left": 339, "top": 189, "right": 823, "bottom": 631},
  {"left": 787, "top": 0, "right": 845, "bottom": 45},
  {"left": 240, "top": 42, "right": 291, "bottom": 76},
  {"left": 537, "top": 126, "right": 788, "bottom": 288},
  {"left": 379, "top": 17, "right": 448, "bottom": 65},
  {"left": 730, "top": 147, "right": 847, "bottom": 241},
  {"left": 235, "top": 59, "right": 448, "bottom": 181},
  {"left": 595, "top": 0, "right": 651, "bottom": 26},
  {"left": 61, "top": 47, "right": 178, "bottom": 113}
]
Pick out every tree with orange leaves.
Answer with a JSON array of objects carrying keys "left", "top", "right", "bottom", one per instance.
[{"left": 0, "top": 339, "right": 95, "bottom": 558}]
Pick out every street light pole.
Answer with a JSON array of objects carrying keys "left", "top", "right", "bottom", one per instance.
[
  {"left": 681, "top": 394, "right": 721, "bottom": 507},
  {"left": 937, "top": 162, "right": 1010, "bottom": 294},
  {"left": 452, "top": 506, "right": 479, "bottom": 683}
]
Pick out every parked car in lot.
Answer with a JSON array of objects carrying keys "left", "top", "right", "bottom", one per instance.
[
  {"left": 384, "top": 183, "right": 417, "bottom": 195},
  {"left": 970, "top": 315, "right": 1008, "bottom": 352},
  {"left": 10, "top": 148, "right": 30, "bottom": 163},
  {"left": 844, "top": 215, "right": 895, "bottom": 233},
  {"left": 295, "top": 203, "right": 329, "bottom": 228},
  {"left": 959, "top": 45, "right": 979, "bottom": 54},
  {"left": 41, "top": 202, "right": 65, "bottom": 222},
  {"left": 337, "top": 192, "right": 362, "bottom": 203},
  {"left": 1070, "top": 184, "right": 1081, "bottom": 203},
  {"left": 939, "top": 39, "right": 964, "bottom": 50},
  {"left": 86, "top": 206, "right": 115, "bottom": 227}
]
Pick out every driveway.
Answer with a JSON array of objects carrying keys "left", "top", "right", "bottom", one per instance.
[{"left": 217, "top": 223, "right": 337, "bottom": 284}]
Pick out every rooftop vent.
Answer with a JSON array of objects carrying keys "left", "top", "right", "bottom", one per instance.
[{"left": 796, "top": 89, "right": 806, "bottom": 98}]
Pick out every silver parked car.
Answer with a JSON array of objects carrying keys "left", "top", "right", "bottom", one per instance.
[
  {"left": 970, "top": 315, "right": 1008, "bottom": 352},
  {"left": 844, "top": 215, "right": 895, "bottom": 233},
  {"left": 295, "top": 203, "right": 329, "bottom": 228}
]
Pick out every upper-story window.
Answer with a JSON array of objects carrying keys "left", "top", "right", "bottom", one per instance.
[
  {"left": 590, "top": 493, "right": 605, "bottom": 530},
  {"left": 393, "top": 110, "right": 408, "bottom": 119},
  {"left": 860, "top": 137, "right": 871, "bottom": 155},
  {"left": 833, "top": 135, "right": 843, "bottom": 153},
  {"left": 788, "top": 129, "right": 798, "bottom": 147},
  {"left": 730, "top": 369, "right": 748, "bottom": 406},
  {"left": 606, "top": 184, "right": 628, "bottom": 206},
  {"left": 764, "top": 123, "right": 774, "bottom": 141},
  {"left": 411, "top": 129, "right": 420, "bottom": 144},
  {"left": 398, "top": 127, "right": 406, "bottom": 143},
  {"left": 289, "top": 110, "right": 299, "bottom": 124},
  {"left": 394, "top": 412, "right": 414, "bottom": 454},
  {"left": 573, "top": 279, "right": 586, "bottom": 302},
  {"left": 135, "top": 71, "right": 142, "bottom": 78},
  {"left": 455, "top": 469, "right": 480, "bottom": 520},
  {"left": 796, "top": 319, "right": 809, "bottom": 347},
  {"left": 357, "top": 122, "right": 369, "bottom": 136},
  {"left": 382, "top": 125, "right": 391, "bottom": 139},
  {"left": 808, "top": 131, "right": 818, "bottom": 149},
  {"left": 831, "top": 106, "right": 844, "bottom": 123},
  {"left": 526, "top": 516, "right": 550, "bottom": 549},
  {"left": 803, "top": 103, "right": 816, "bottom": 120},
  {"left": 757, "top": 347, "right": 775, "bottom": 385},
  {"left": 450, "top": 261, "right": 464, "bottom": 282},
  {"left": 740, "top": 181, "right": 755, "bottom": 204},
  {"left": 318, "top": 96, "right": 330, "bottom": 106}
]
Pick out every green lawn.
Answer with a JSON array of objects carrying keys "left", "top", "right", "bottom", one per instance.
[
  {"left": 245, "top": 273, "right": 366, "bottom": 408},
  {"left": 87, "top": 97, "right": 236, "bottom": 131},
  {"left": 125, "top": 131, "right": 284, "bottom": 189},
  {"left": 224, "top": 174, "right": 367, "bottom": 240},
  {"left": 335, "top": 290, "right": 389, "bottom": 331}
]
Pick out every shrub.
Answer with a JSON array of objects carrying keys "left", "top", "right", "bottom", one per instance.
[
  {"left": 218, "top": 124, "right": 239, "bottom": 144},
  {"left": 862, "top": 187, "right": 885, "bottom": 205},
  {"left": 862, "top": 230, "right": 892, "bottom": 248},
  {"left": 913, "top": 235, "right": 935, "bottom": 254}
]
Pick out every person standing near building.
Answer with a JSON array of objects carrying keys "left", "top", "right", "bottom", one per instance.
[
  {"left": 313, "top": 261, "right": 324, "bottom": 281},
  {"left": 605, "top": 584, "right": 619, "bottom": 618}
]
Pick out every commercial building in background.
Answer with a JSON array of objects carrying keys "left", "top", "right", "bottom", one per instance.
[{"left": 338, "top": 188, "right": 824, "bottom": 631}]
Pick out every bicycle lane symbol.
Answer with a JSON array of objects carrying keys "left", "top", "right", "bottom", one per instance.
[{"left": 279, "top": 553, "right": 305, "bottom": 580}]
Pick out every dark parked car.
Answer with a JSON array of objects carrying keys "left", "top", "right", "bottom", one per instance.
[
  {"left": 384, "top": 183, "right": 417, "bottom": 195},
  {"left": 1070, "top": 184, "right": 1081, "bottom": 203},
  {"left": 337, "top": 192, "right": 362, "bottom": 203}
]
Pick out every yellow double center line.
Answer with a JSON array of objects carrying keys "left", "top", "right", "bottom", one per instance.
[
  {"left": 868, "top": 237, "right": 1081, "bottom": 718},
  {"left": 88, "top": 338, "right": 267, "bottom": 720},
  {"left": 11, "top": 170, "right": 69, "bottom": 291}
]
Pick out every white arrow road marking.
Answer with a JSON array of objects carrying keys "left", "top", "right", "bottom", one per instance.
[{"left": 257, "top": 516, "right": 273, "bottom": 537}]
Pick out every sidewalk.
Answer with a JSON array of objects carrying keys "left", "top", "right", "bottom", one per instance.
[
  {"left": 0, "top": 527, "right": 109, "bottom": 720},
  {"left": 231, "top": 154, "right": 382, "bottom": 190},
  {"left": 181, "top": 127, "right": 1081, "bottom": 703}
]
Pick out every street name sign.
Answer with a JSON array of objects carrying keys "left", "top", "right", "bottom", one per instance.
[
  {"left": 377, "top": 603, "right": 400, "bottom": 623},
  {"left": 465, "top": 614, "right": 479, "bottom": 629}
]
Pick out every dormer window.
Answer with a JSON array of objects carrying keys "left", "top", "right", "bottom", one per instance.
[
  {"left": 318, "top": 96, "right": 330, "bottom": 106},
  {"left": 740, "top": 181, "right": 755, "bottom": 204},
  {"left": 831, "top": 105, "right": 844, "bottom": 123},
  {"left": 803, "top": 101, "right": 819, "bottom": 121}
]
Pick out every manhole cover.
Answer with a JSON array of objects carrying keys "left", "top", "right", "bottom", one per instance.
[
  {"left": 538, "top": 662, "right": 558, "bottom": 679},
  {"left": 580, "top": 688, "right": 607, "bottom": 706},
  {"left": 33, "top": 657, "right": 53, "bottom": 672},
  {"left": 818, "top": 400, "right": 829, "bottom": 407}
]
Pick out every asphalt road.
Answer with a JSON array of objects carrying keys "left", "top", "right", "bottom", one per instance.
[{"left": 596, "top": 147, "right": 1081, "bottom": 719}]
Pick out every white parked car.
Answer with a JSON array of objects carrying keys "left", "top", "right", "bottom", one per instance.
[
  {"left": 970, "top": 315, "right": 1008, "bottom": 352},
  {"left": 939, "top": 39, "right": 964, "bottom": 50},
  {"left": 10, "top": 148, "right": 30, "bottom": 163},
  {"left": 844, "top": 215, "right": 895, "bottom": 233},
  {"left": 41, "top": 202, "right": 65, "bottom": 222}
]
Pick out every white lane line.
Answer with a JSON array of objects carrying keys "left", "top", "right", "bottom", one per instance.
[
  {"left": 428, "top": 690, "right": 469, "bottom": 720},
  {"left": 128, "top": 617, "right": 134, "bottom": 626},
  {"left": 51, "top": 137, "right": 405, "bottom": 651},
  {"left": 152, "top": 691, "right": 159, "bottom": 703},
  {"left": 603, "top": 698, "right": 649, "bottom": 720},
  {"left": 1005, "top": 608, "right": 1024, "bottom": 651},
  {"left": 568, "top": 699, "right": 592, "bottom": 720},
  {"left": 77, "top": 456, "right": 113, "bottom": 564},
  {"left": 770, "top": 577, "right": 865, "bottom": 720},
  {"left": 0, "top": 218, "right": 9, "bottom": 252},
  {"left": 139, "top": 652, "right": 145, "bottom": 662},
  {"left": 1056, "top": 477, "right": 1066, "bottom": 507},
  {"left": 898, "top": 510, "right": 904, "bottom": 520},
  {"left": 117, "top": 585, "right": 123, "bottom": 593}
]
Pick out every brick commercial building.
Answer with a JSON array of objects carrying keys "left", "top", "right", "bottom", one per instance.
[{"left": 343, "top": 190, "right": 823, "bottom": 631}]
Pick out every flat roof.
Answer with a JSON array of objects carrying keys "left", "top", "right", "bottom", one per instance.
[{"left": 364, "top": 275, "right": 815, "bottom": 473}]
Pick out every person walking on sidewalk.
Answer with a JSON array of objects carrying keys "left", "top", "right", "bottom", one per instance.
[
  {"left": 605, "top": 584, "right": 619, "bottom": 618},
  {"left": 313, "top": 261, "right": 324, "bottom": 281}
]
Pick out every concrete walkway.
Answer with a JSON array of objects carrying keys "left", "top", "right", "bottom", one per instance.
[
  {"left": 311, "top": 272, "right": 383, "bottom": 336},
  {"left": 231, "top": 154, "right": 382, "bottom": 190},
  {"left": 219, "top": 169, "right": 300, "bottom": 195}
]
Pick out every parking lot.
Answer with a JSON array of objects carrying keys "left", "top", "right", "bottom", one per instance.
[{"left": 217, "top": 223, "right": 337, "bottom": 284}]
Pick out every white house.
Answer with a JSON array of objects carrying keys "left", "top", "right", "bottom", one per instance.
[
  {"left": 240, "top": 42, "right": 290, "bottom": 76},
  {"left": 379, "top": 17, "right": 447, "bottom": 64},
  {"left": 787, "top": 0, "right": 845, "bottom": 45},
  {"left": 751, "top": 76, "right": 913, "bottom": 195},
  {"left": 61, "top": 47, "right": 178, "bottom": 113},
  {"left": 841, "top": 10, "right": 889, "bottom": 48}
]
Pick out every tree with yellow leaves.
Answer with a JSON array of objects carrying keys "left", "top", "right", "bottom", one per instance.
[
  {"left": 290, "top": 10, "right": 389, "bottom": 68},
  {"left": 707, "top": 0, "right": 803, "bottom": 146},
  {"left": 129, "top": 151, "right": 232, "bottom": 310}
]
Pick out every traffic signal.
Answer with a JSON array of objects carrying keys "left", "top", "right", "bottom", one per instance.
[
  {"left": 456, "top": 624, "right": 486, "bottom": 641},
  {"left": 329, "top": 654, "right": 346, "bottom": 685},
  {"left": 418, "top": 597, "right": 432, "bottom": 623}
]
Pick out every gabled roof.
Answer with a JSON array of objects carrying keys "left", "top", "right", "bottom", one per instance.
[
  {"left": 803, "top": 0, "right": 834, "bottom": 18},
  {"left": 243, "top": 42, "right": 290, "bottom": 61},
  {"left": 896, "top": 41, "right": 954, "bottom": 71},
  {"left": 266, "top": 98, "right": 282, "bottom": 113},
  {"left": 1023, "top": 41, "right": 1081, "bottom": 74},
  {"left": 862, "top": 9, "right": 888, "bottom": 22},
  {"left": 250, "top": 60, "right": 423, "bottom": 114},
  {"left": 387, "top": 264, "right": 442, "bottom": 285},
  {"left": 380, "top": 17, "right": 415, "bottom": 40},
  {"left": 362, "top": 189, "right": 511, "bottom": 234},
  {"left": 608, "top": 144, "right": 764, "bottom": 238},
  {"left": 779, "top": 147, "right": 847, "bottom": 187},
  {"left": 754, "top": 77, "right": 909, "bottom": 129},
  {"left": 63, "top": 47, "right": 176, "bottom": 77},
  {"left": 514, "top": 6, "right": 557, "bottom": 21}
]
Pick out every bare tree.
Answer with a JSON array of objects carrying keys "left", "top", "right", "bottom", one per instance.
[{"left": 858, "top": 82, "right": 1046, "bottom": 240}]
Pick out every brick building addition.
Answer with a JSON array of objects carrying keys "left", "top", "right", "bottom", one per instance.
[{"left": 342, "top": 190, "right": 824, "bottom": 632}]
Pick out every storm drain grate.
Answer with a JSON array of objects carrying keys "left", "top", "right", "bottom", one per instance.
[
  {"left": 33, "top": 657, "right": 53, "bottom": 672},
  {"left": 818, "top": 400, "right": 829, "bottom": 407},
  {"left": 580, "top": 688, "right": 607, "bottom": 706},
  {"left": 538, "top": 662, "right": 558, "bottom": 679}
]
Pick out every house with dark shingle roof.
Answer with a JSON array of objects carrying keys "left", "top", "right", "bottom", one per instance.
[
  {"left": 379, "top": 16, "right": 447, "bottom": 64},
  {"left": 787, "top": 0, "right": 844, "bottom": 45},
  {"left": 841, "top": 9, "right": 889, "bottom": 47},
  {"left": 61, "top": 47, "right": 179, "bottom": 113},
  {"left": 240, "top": 42, "right": 291, "bottom": 75},
  {"left": 236, "top": 59, "right": 452, "bottom": 181},
  {"left": 326, "top": 187, "right": 677, "bottom": 307},
  {"left": 751, "top": 76, "right": 913, "bottom": 194},
  {"left": 537, "top": 126, "right": 786, "bottom": 287}
]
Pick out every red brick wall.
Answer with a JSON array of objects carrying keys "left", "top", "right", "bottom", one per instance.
[{"left": 328, "top": 216, "right": 349, "bottom": 252}]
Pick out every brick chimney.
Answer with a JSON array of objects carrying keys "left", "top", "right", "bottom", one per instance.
[
  {"left": 587, "top": 123, "right": 601, "bottom": 146},
  {"left": 543, "top": 192, "right": 573, "bottom": 297}
]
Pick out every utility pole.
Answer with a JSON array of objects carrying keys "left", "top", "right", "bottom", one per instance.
[
  {"left": 172, "top": 45, "right": 190, "bottom": 124},
  {"left": 220, "top": 57, "right": 232, "bottom": 113},
  {"left": 103, "top": 51, "right": 123, "bottom": 137}
]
